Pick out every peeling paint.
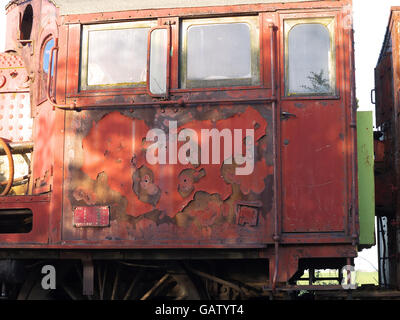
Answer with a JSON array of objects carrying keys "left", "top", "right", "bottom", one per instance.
[{"left": 63, "top": 105, "right": 274, "bottom": 243}]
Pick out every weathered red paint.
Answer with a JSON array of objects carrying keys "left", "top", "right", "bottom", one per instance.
[
  {"left": 62, "top": 105, "right": 273, "bottom": 243},
  {"left": 0, "top": 0, "right": 358, "bottom": 288},
  {"left": 374, "top": 7, "right": 400, "bottom": 289}
]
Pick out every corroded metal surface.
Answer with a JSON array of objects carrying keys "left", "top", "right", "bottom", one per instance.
[
  {"left": 0, "top": 0, "right": 360, "bottom": 291},
  {"left": 63, "top": 104, "right": 275, "bottom": 245},
  {"left": 374, "top": 7, "right": 400, "bottom": 289}
]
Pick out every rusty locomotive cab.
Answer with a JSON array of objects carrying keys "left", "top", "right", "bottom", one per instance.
[{"left": 0, "top": 0, "right": 368, "bottom": 300}]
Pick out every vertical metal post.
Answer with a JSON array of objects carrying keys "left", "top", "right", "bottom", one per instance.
[{"left": 82, "top": 259, "right": 94, "bottom": 296}]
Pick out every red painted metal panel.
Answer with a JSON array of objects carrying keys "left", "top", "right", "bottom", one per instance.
[
  {"left": 62, "top": 105, "right": 275, "bottom": 246},
  {"left": 281, "top": 100, "right": 347, "bottom": 233},
  {"left": 374, "top": 8, "right": 400, "bottom": 288},
  {"left": 31, "top": 103, "right": 54, "bottom": 194},
  {"left": 278, "top": 11, "right": 352, "bottom": 234}
]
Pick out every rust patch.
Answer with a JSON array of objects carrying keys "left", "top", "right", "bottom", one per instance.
[
  {"left": 65, "top": 104, "right": 275, "bottom": 242},
  {"left": 132, "top": 165, "right": 161, "bottom": 206},
  {"left": 175, "top": 191, "right": 225, "bottom": 237},
  {"left": 178, "top": 168, "right": 206, "bottom": 198},
  {"left": 236, "top": 203, "right": 260, "bottom": 227}
]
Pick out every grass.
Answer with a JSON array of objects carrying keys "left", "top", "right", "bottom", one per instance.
[
  {"left": 297, "top": 270, "right": 379, "bottom": 286},
  {"left": 356, "top": 271, "right": 378, "bottom": 286}
]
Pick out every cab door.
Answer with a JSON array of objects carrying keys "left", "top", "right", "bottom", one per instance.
[{"left": 280, "top": 16, "right": 349, "bottom": 234}]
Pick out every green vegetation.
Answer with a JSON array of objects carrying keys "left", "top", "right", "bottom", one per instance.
[
  {"left": 356, "top": 271, "right": 378, "bottom": 286},
  {"left": 297, "top": 270, "right": 378, "bottom": 286},
  {"left": 301, "top": 69, "right": 331, "bottom": 93}
]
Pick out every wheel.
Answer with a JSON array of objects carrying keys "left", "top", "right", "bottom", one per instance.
[
  {"left": 0, "top": 137, "right": 14, "bottom": 196},
  {"left": 16, "top": 260, "right": 206, "bottom": 300}
]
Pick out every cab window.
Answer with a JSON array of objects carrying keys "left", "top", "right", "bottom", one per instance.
[
  {"left": 80, "top": 21, "right": 156, "bottom": 91},
  {"left": 180, "top": 16, "right": 260, "bottom": 89},
  {"left": 39, "top": 37, "right": 56, "bottom": 102},
  {"left": 285, "top": 18, "right": 336, "bottom": 96}
]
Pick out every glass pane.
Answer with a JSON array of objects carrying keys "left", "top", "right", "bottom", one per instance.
[
  {"left": 149, "top": 29, "right": 168, "bottom": 95},
  {"left": 288, "top": 23, "right": 332, "bottom": 95},
  {"left": 41, "top": 38, "right": 55, "bottom": 101},
  {"left": 43, "top": 38, "right": 54, "bottom": 75},
  {"left": 87, "top": 27, "right": 149, "bottom": 86},
  {"left": 187, "top": 23, "right": 251, "bottom": 81}
]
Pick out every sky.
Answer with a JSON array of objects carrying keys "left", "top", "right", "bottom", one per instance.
[
  {"left": 0, "top": 0, "right": 397, "bottom": 273},
  {"left": 354, "top": 0, "right": 399, "bottom": 115}
]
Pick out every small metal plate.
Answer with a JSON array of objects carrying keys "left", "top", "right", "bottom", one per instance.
[
  {"left": 236, "top": 201, "right": 261, "bottom": 227},
  {"left": 73, "top": 206, "right": 110, "bottom": 228}
]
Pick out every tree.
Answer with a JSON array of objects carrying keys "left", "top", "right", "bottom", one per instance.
[{"left": 301, "top": 69, "right": 331, "bottom": 93}]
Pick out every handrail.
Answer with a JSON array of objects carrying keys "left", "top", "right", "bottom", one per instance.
[
  {"left": 269, "top": 22, "right": 280, "bottom": 292},
  {"left": 47, "top": 38, "right": 58, "bottom": 106},
  {"left": 44, "top": 38, "right": 77, "bottom": 110},
  {"left": 0, "top": 141, "right": 33, "bottom": 155}
]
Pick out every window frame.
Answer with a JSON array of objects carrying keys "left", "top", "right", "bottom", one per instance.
[
  {"left": 180, "top": 16, "right": 261, "bottom": 89},
  {"left": 38, "top": 36, "right": 57, "bottom": 105},
  {"left": 80, "top": 20, "right": 157, "bottom": 91},
  {"left": 284, "top": 17, "right": 336, "bottom": 97}
]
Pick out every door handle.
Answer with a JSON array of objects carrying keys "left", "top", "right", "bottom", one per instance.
[{"left": 280, "top": 111, "right": 297, "bottom": 121}]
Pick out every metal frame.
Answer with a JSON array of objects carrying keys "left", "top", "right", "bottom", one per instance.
[
  {"left": 146, "top": 25, "right": 171, "bottom": 98},
  {"left": 179, "top": 15, "right": 261, "bottom": 89},
  {"left": 283, "top": 16, "right": 336, "bottom": 97},
  {"left": 38, "top": 35, "right": 56, "bottom": 105},
  {"left": 80, "top": 20, "right": 157, "bottom": 91}
]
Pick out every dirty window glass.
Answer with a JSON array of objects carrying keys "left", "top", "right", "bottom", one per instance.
[
  {"left": 287, "top": 23, "right": 334, "bottom": 95},
  {"left": 188, "top": 23, "right": 251, "bottom": 80},
  {"left": 181, "top": 17, "right": 260, "bottom": 88},
  {"left": 43, "top": 38, "right": 54, "bottom": 75},
  {"left": 87, "top": 28, "right": 149, "bottom": 87},
  {"left": 80, "top": 22, "right": 156, "bottom": 90},
  {"left": 149, "top": 28, "right": 168, "bottom": 96}
]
